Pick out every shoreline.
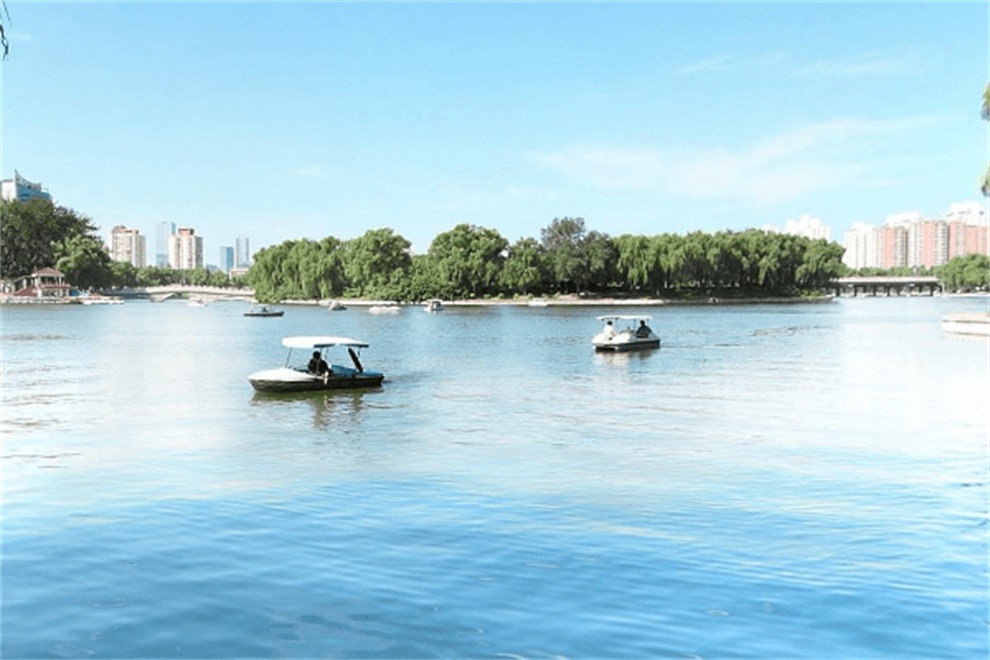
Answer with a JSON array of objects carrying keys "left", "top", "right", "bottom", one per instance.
[
  {"left": 280, "top": 294, "right": 841, "bottom": 308},
  {"left": 7, "top": 291, "right": 985, "bottom": 307}
]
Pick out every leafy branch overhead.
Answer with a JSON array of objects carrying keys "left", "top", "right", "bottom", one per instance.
[
  {"left": 983, "top": 83, "right": 989, "bottom": 197},
  {"left": 1, "top": 1, "right": 10, "bottom": 59}
]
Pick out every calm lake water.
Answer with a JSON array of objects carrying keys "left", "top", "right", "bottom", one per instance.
[{"left": 2, "top": 296, "right": 988, "bottom": 658}]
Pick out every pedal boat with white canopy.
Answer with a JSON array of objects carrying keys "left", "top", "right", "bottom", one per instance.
[
  {"left": 592, "top": 315, "right": 661, "bottom": 351},
  {"left": 248, "top": 336, "right": 385, "bottom": 392}
]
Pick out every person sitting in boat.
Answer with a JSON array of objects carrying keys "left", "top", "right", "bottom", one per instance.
[
  {"left": 308, "top": 351, "right": 331, "bottom": 377},
  {"left": 603, "top": 320, "right": 616, "bottom": 339},
  {"left": 635, "top": 320, "right": 653, "bottom": 338}
]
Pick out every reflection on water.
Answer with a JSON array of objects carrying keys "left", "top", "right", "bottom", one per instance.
[
  {"left": 592, "top": 348, "right": 658, "bottom": 367},
  {"left": 1, "top": 297, "right": 988, "bottom": 658},
  {"left": 250, "top": 388, "right": 381, "bottom": 430}
]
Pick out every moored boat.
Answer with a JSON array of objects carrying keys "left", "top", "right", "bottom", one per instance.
[
  {"left": 423, "top": 299, "right": 444, "bottom": 313},
  {"left": 248, "top": 336, "right": 385, "bottom": 392}
]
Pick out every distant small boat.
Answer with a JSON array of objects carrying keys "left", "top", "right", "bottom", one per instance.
[
  {"left": 79, "top": 295, "right": 123, "bottom": 305},
  {"left": 327, "top": 300, "right": 347, "bottom": 311},
  {"left": 423, "top": 299, "right": 444, "bottom": 313},
  {"left": 592, "top": 315, "right": 661, "bottom": 351},
  {"left": 187, "top": 300, "right": 207, "bottom": 308},
  {"left": 248, "top": 336, "right": 385, "bottom": 393},
  {"left": 527, "top": 297, "right": 549, "bottom": 308},
  {"left": 244, "top": 305, "right": 284, "bottom": 317},
  {"left": 369, "top": 303, "right": 401, "bottom": 314}
]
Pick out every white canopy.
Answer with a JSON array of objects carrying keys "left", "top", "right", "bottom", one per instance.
[
  {"left": 596, "top": 315, "right": 652, "bottom": 321},
  {"left": 282, "top": 336, "right": 369, "bottom": 349}
]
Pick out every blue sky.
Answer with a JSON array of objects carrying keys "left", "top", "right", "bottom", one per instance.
[{"left": 1, "top": 2, "right": 985, "bottom": 261}]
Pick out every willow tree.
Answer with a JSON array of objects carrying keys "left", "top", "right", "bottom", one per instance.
[
  {"left": 427, "top": 223, "right": 508, "bottom": 299},
  {"left": 500, "top": 237, "right": 548, "bottom": 295},
  {"left": 342, "top": 228, "right": 411, "bottom": 299}
]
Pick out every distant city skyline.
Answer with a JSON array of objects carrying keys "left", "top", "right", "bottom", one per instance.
[
  {"left": 5, "top": 170, "right": 987, "bottom": 274},
  {"left": 0, "top": 3, "right": 984, "bottom": 256},
  {"left": 841, "top": 201, "right": 987, "bottom": 270}
]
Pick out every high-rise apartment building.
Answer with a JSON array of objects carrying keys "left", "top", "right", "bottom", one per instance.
[
  {"left": 842, "top": 202, "right": 987, "bottom": 271},
  {"left": 842, "top": 223, "right": 880, "bottom": 270},
  {"left": 156, "top": 221, "right": 176, "bottom": 267},
  {"left": 235, "top": 236, "right": 251, "bottom": 268},
  {"left": 108, "top": 226, "right": 147, "bottom": 268},
  {"left": 169, "top": 227, "right": 204, "bottom": 270},
  {"left": 912, "top": 220, "right": 948, "bottom": 269},
  {"left": 948, "top": 221, "right": 987, "bottom": 260},
  {"left": 880, "top": 224, "right": 909, "bottom": 269},
  {"left": 784, "top": 214, "right": 831, "bottom": 241},
  {"left": 1, "top": 171, "right": 52, "bottom": 203}
]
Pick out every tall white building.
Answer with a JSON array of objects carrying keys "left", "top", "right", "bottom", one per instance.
[
  {"left": 783, "top": 214, "right": 831, "bottom": 241},
  {"left": 235, "top": 236, "right": 251, "bottom": 268},
  {"left": 842, "top": 222, "right": 880, "bottom": 269},
  {"left": 108, "top": 225, "right": 147, "bottom": 268},
  {"left": 169, "top": 227, "right": 204, "bottom": 270}
]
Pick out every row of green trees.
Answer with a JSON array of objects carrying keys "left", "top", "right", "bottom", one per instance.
[
  {"left": 5, "top": 197, "right": 984, "bottom": 299},
  {"left": 247, "top": 218, "right": 848, "bottom": 302},
  {"left": 936, "top": 253, "right": 990, "bottom": 291}
]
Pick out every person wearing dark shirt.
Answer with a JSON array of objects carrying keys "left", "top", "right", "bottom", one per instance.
[{"left": 308, "top": 350, "right": 330, "bottom": 376}]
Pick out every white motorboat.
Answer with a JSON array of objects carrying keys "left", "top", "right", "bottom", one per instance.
[
  {"left": 423, "top": 299, "right": 444, "bottom": 313},
  {"left": 368, "top": 302, "right": 401, "bottom": 314},
  {"left": 248, "top": 336, "right": 385, "bottom": 393},
  {"left": 79, "top": 295, "right": 123, "bottom": 305},
  {"left": 326, "top": 300, "right": 347, "bottom": 311},
  {"left": 527, "top": 297, "right": 550, "bottom": 307},
  {"left": 592, "top": 315, "right": 661, "bottom": 351}
]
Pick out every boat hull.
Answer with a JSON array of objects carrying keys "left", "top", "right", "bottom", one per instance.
[
  {"left": 248, "top": 367, "right": 384, "bottom": 393},
  {"left": 592, "top": 328, "right": 661, "bottom": 352},
  {"left": 593, "top": 338, "right": 661, "bottom": 352}
]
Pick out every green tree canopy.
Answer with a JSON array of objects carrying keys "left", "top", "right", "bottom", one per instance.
[
  {"left": 1, "top": 199, "right": 99, "bottom": 279},
  {"left": 500, "top": 237, "right": 548, "bottom": 295},
  {"left": 54, "top": 234, "right": 114, "bottom": 290},
  {"left": 427, "top": 224, "right": 508, "bottom": 299},
  {"left": 342, "top": 228, "right": 412, "bottom": 299},
  {"left": 937, "top": 253, "right": 990, "bottom": 291},
  {"left": 540, "top": 217, "right": 587, "bottom": 293}
]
